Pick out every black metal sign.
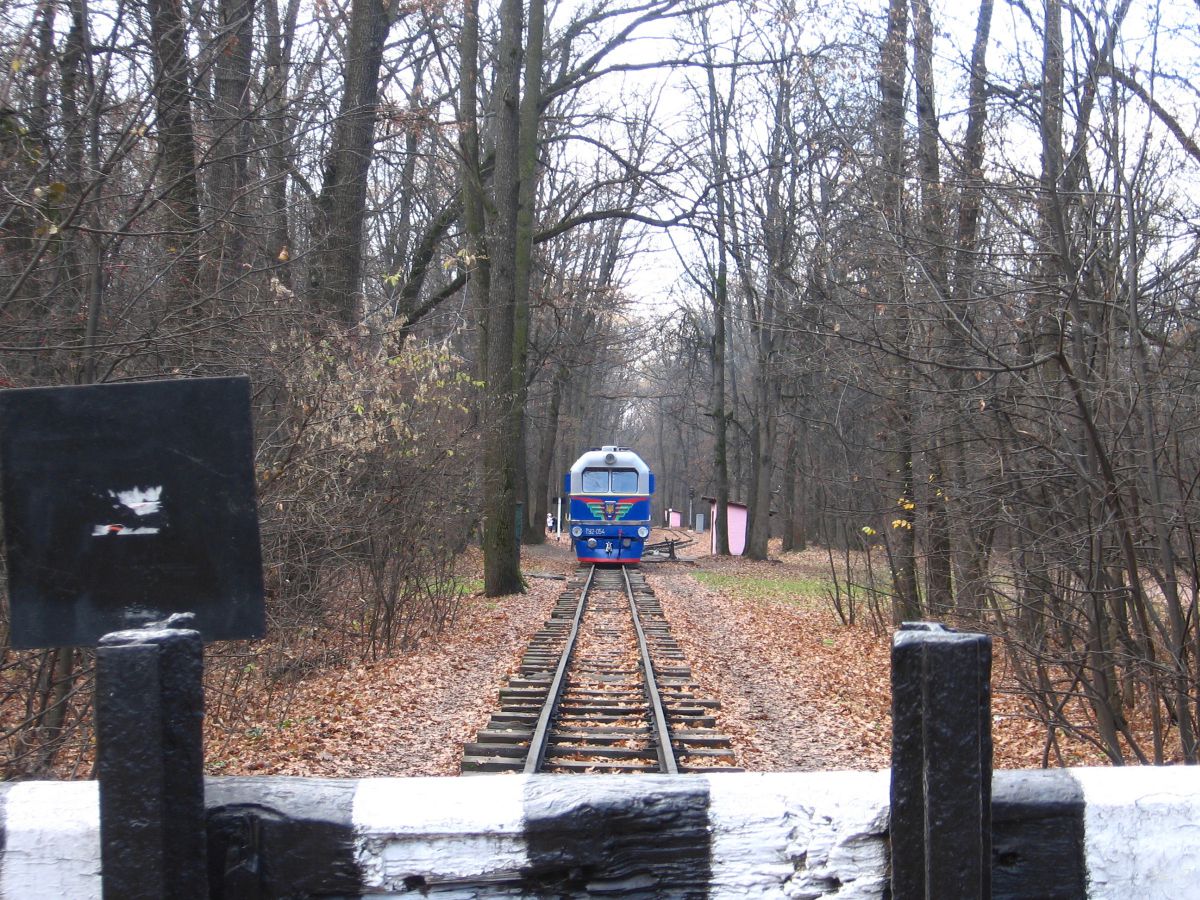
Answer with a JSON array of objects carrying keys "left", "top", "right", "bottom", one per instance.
[{"left": 0, "top": 376, "right": 265, "bottom": 648}]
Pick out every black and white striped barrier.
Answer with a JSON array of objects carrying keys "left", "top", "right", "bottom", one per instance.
[{"left": 2, "top": 767, "right": 1199, "bottom": 898}]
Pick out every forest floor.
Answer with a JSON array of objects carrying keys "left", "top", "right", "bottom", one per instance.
[{"left": 205, "top": 531, "right": 1112, "bottom": 777}]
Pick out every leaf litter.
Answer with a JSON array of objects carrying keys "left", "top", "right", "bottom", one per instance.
[{"left": 207, "top": 537, "right": 1107, "bottom": 776}]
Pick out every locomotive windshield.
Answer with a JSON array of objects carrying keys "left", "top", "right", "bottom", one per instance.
[
  {"left": 582, "top": 469, "right": 608, "bottom": 492},
  {"left": 581, "top": 468, "right": 640, "bottom": 493},
  {"left": 611, "top": 469, "right": 639, "bottom": 493}
]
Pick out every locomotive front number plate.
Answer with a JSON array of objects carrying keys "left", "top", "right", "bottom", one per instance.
[{"left": 0, "top": 377, "right": 266, "bottom": 648}]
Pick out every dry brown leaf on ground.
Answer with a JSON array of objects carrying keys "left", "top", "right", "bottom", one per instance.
[{"left": 204, "top": 537, "right": 1113, "bottom": 775}]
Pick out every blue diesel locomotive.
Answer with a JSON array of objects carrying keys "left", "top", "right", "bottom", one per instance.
[{"left": 565, "top": 446, "right": 655, "bottom": 565}]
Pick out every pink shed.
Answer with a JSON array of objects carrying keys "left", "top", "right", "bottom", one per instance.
[{"left": 709, "top": 500, "right": 747, "bottom": 556}]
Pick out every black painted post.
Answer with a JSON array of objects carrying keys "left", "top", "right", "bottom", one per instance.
[
  {"left": 96, "top": 622, "right": 208, "bottom": 899},
  {"left": 890, "top": 622, "right": 992, "bottom": 900}
]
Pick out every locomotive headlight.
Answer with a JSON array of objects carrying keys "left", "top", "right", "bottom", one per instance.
[
  {"left": 571, "top": 526, "right": 582, "bottom": 538},
  {"left": 622, "top": 538, "right": 632, "bottom": 548},
  {"left": 637, "top": 526, "right": 649, "bottom": 538},
  {"left": 587, "top": 538, "right": 597, "bottom": 548}
]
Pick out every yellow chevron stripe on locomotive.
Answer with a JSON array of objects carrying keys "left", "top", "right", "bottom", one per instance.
[{"left": 581, "top": 499, "right": 639, "bottom": 520}]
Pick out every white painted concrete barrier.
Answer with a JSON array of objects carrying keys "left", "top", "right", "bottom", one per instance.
[{"left": 1, "top": 769, "right": 1198, "bottom": 898}]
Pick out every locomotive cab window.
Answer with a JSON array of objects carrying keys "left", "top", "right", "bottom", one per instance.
[
  {"left": 581, "top": 468, "right": 639, "bottom": 493},
  {"left": 611, "top": 469, "right": 639, "bottom": 493},
  {"left": 582, "top": 469, "right": 610, "bottom": 493}
]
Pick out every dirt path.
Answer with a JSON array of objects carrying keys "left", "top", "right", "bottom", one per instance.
[
  {"left": 205, "top": 535, "right": 1081, "bottom": 776},
  {"left": 207, "top": 539, "right": 893, "bottom": 777}
]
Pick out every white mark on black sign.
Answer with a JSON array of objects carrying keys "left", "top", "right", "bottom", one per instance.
[{"left": 91, "top": 486, "right": 163, "bottom": 536}]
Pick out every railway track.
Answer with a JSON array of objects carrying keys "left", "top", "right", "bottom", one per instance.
[{"left": 462, "top": 565, "right": 738, "bottom": 774}]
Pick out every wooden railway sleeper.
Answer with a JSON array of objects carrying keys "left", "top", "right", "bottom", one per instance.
[{"left": 463, "top": 565, "right": 739, "bottom": 775}]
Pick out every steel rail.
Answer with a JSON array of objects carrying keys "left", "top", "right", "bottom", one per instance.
[
  {"left": 624, "top": 566, "right": 679, "bottom": 775},
  {"left": 644, "top": 537, "right": 696, "bottom": 553},
  {"left": 523, "top": 565, "right": 595, "bottom": 774}
]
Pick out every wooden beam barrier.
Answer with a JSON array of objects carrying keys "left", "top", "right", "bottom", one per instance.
[
  {"left": 3, "top": 769, "right": 1200, "bottom": 898},
  {"left": 890, "top": 622, "right": 993, "bottom": 898},
  {"left": 95, "top": 624, "right": 208, "bottom": 900}
]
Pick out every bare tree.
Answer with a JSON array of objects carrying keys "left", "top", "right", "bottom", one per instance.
[{"left": 307, "top": 0, "right": 403, "bottom": 327}]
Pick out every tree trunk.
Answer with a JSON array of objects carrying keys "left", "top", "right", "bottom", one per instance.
[
  {"left": 911, "top": 0, "right": 953, "bottom": 613},
  {"left": 743, "top": 73, "right": 791, "bottom": 562},
  {"left": 700, "top": 14, "right": 733, "bottom": 556},
  {"left": 532, "top": 366, "right": 566, "bottom": 544},
  {"left": 481, "top": 0, "right": 524, "bottom": 596},
  {"left": 878, "top": 0, "right": 920, "bottom": 620},
  {"left": 307, "top": 0, "right": 395, "bottom": 328},
  {"left": 33, "top": 649, "right": 76, "bottom": 774},
  {"left": 459, "top": 0, "right": 489, "bottom": 384},
  {"left": 63, "top": 0, "right": 108, "bottom": 386},
  {"left": 209, "top": 0, "right": 255, "bottom": 288},
  {"left": 780, "top": 423, "right": 806, "bottom": 552},
  {"left": 148, "top": 0, "right": 202, "bottom": 315},
  {"left": 947, "top": 0, "right": 993, "bottom": 612},
  {"left": 514, "top": 0, "right": 545, "bottom": 546},
  {"left": 58, "top": 0, "right": 86, "bottom": 349},
  {"left": 262, "top": 0, "right": 298, "bottom": 287}
]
